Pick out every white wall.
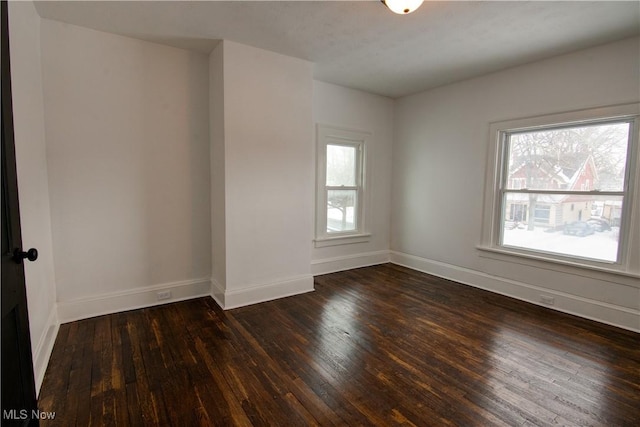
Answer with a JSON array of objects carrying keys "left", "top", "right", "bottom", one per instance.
[
  {"left": 210, "top": 40, "right": 314, "bottom": 308},
  {"left": 311, "top": 81, "right": 394, "bottom": 274},
  {"left": 40, "top": 20, "right": 212, "bottom": 321},
  {"left": 391, "top": 37, "right": 640, "bottom": 331},
  {"left": 209, "top": 42, "right": 226, "bottom": 292},
  {"left": 8, "top": 1, "right": 59, "bottom": 394}
]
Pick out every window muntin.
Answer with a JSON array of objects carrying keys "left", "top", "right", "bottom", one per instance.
[
  {"left": 497, "top": 119, "right": 634, "bottom": 264},
  {"left": 315, "top": 125, "right": 369, "bottom": 245}
]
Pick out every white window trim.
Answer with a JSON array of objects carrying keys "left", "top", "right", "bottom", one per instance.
[
  {"left": 314, "top": 124, "right": 371, "bottom": 248},
  {"left": 479, "top": 103, "right": 640, "bottom": 279}
]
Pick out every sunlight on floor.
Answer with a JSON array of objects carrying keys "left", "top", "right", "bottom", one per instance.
[{"left": 480, "top": 326, "right": 608, "bottom": 425}]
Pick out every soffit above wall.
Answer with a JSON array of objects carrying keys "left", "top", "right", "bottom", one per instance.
[{"left": 34, "top": 1, "right": 640, "bottom": 98}]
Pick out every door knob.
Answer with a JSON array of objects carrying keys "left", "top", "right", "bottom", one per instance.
[{"left": 13, "top": 248, "right": 38, "bottom": 264}]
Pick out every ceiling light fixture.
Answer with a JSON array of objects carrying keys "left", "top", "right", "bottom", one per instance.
[{"left": 381, "top": 0, "right": 424, "bottom": 15}]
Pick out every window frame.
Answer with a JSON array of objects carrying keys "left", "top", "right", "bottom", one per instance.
[
  {"left": 479, "top": 103, "right": 640, "bottom": 277},
  {"left": 315, "top": 124, "right": 371, "bottom": 247}
]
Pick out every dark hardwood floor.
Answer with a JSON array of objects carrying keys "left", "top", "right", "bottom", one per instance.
[{"left": 38, "top": 264, "right": 640, "bottom": 426}]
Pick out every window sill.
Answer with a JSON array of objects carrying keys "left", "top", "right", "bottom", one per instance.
[
  {"left": 476, "top": 245, "right": 640, "bottom": 283},
  {"left": 314, "top": 233, "right": 371, "bottom": 248}
]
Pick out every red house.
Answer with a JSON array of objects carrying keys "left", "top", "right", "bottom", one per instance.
[{"left": 505, "top": 155, "right": 599, "bottom": 228}]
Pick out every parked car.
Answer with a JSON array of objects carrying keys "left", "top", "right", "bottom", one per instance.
[
  {"left": 587, "top": 218, "right": 611, "bottom": 232},
  {"left": 563, "top": 221, "right": 595, "bottom": 237}
]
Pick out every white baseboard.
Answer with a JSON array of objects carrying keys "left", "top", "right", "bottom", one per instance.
[
  {"left": 212, "top": 274, "right": 314, "bottom": 310},
  {"left": 311, "top": 250, "right": 390, "bottom": 275},
  {"left": 57, "top": 277, "right": 212, "bottom": 323},
  {"left": 33, "top": 307, "right": 59, "bottom": 396},
  {"left": 210, "top": 277, "right": 225, "bottom": 308},
  {"left": 390, "top": 251, "right": 640, "bottom": 333}
]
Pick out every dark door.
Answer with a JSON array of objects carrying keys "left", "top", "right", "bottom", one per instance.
[{"left": 1, "top": 1, "right": 40, "bottom": 425}]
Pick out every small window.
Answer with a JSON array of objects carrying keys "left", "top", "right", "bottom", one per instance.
[
  {"left": 315, "top": 125, "right": 370, "bottom": 247},
  {"left": 481, "top": 104, "right": 639, "bottom": 269},
  {"left": 533, "top": 205, "right": 551, "bottom": 224}
]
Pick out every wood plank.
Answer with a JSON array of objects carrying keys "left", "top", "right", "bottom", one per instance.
[{"left": 37, "top": 264, "right": 640, "bottom": 426}]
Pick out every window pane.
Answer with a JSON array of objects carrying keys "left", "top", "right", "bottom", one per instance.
[
  {"left": 327, "top": 189, "right": 357, "bottom": 233},
  {"left": 507, "top": 123, "right": 630, "bottom": 191},
  {"left": 327, "top": 144, "right": 356, "bottom": 186},
  {"left": 502, "top": 193, "right": 623, "bottom": 262}
]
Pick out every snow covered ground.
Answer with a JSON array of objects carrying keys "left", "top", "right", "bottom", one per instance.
[{"left": 502, "top": 226, "right": 619, "bottom": 262}]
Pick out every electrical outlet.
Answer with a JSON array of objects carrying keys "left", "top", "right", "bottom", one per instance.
[
  {"left": 157, "top": 290, "right": 172, "bottom": 301},
  {"left": 540, "top": 295, "right": 555, "bottom": 305}
]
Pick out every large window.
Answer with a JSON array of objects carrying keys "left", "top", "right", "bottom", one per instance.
[
  {"left": 315, "top": 125, "right": 370, "bottom": 247},
  {"left": 481, "top": 104, "right": 639, "bottom": 271}
]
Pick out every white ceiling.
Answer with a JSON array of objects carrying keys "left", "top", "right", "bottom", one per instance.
[{"left": 34, "top": 1, "right": 640, "bottom": 98}]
